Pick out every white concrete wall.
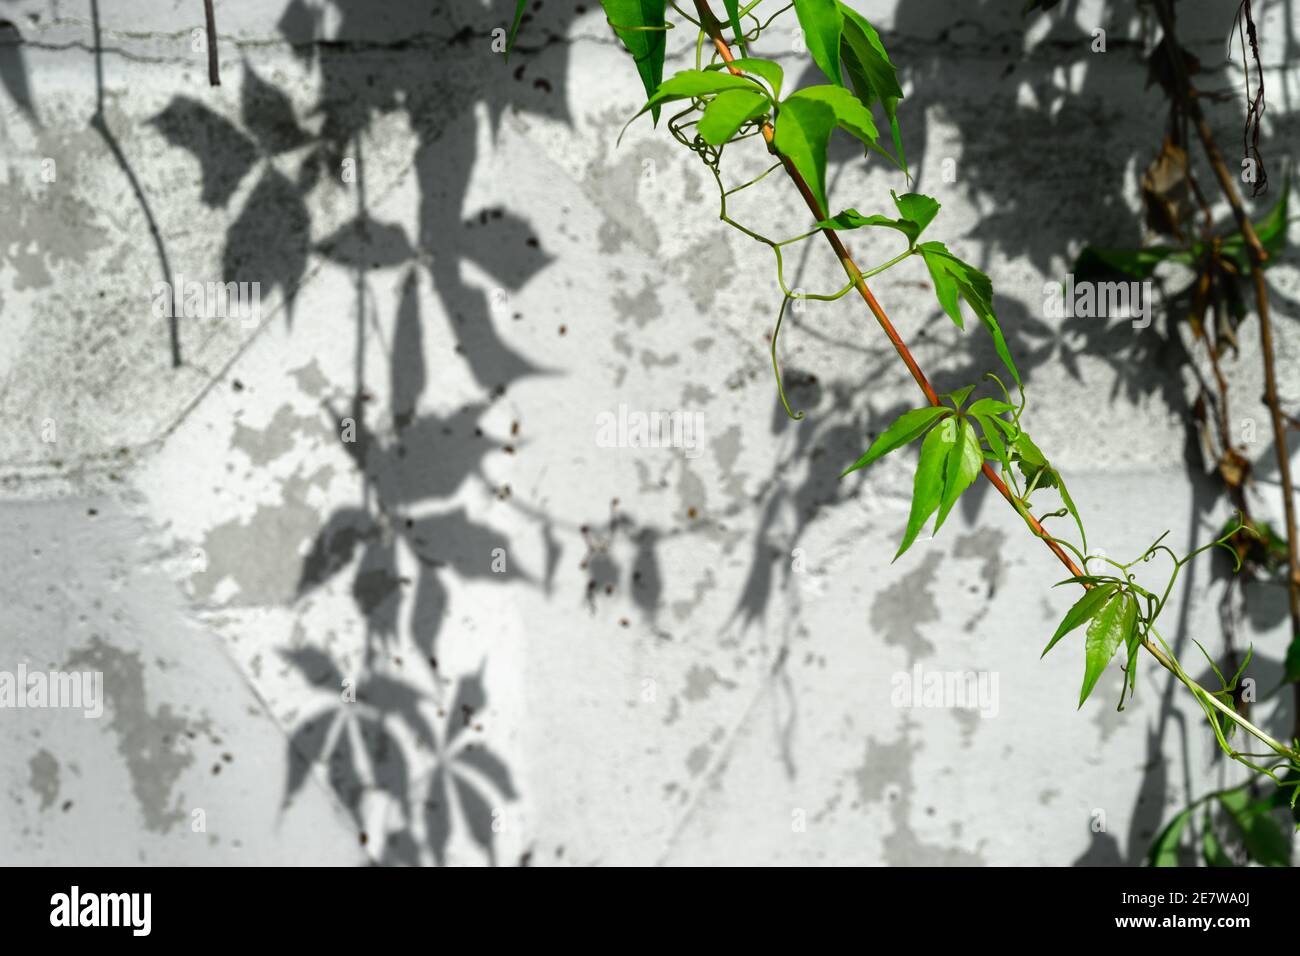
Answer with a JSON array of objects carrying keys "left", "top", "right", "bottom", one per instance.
[{"left": 1, "top": 0, "right": 1297, "bottom": 865}]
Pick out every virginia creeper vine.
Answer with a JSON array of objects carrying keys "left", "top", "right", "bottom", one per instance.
[{"left": 511, "top": 0, "right": 1300, "bottom": 840}]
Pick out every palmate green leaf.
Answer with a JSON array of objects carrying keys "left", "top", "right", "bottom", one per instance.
[
  {"left": 895, "top": 420, "right": 953, "bottom": 561},
  {"left": 602, "top": 0, "right": 669, "bottom": 121},
  {"left": 917, "top": 241, "right": 1021, "bottom": 387},
  {"left": 1041, "top": 583, "right": 1117, "bottom": 658},
  {"left": 775, "top": 86, "right": 882, "bottom": 215},
  {"left": 934, "top": 416, "right": 982, "bottom": 534},
  {"left": 1079, "top": 590, "right": 1135, "bottom": 708},
  {"left": 837, "top": 2, "right": 906, "bottom": 174},
  {"left": 1216, "top": 789, "right": 1292, "bottom": 867},
  {"left": 841, "top": 405, "right": 949, "bottom": 477},
  {"left": 1149, "top": 807, "right": 1192, "bottom": 867},
  {"left": 793, "top": 0, "right": 844, "bottom": 89},
  {"left": 707, "top": 57, "right": 784, "bottom": 99},
  {"left": 722, "top": 0, "right": 748, "bottom": 57},
  {"left": 697, "top": 89, "right": 770, "bottom": 145}
]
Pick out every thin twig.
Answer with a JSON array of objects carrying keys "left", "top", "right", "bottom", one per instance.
[{"left": 203, "top": 0, "right": 220, "bottom": 86}]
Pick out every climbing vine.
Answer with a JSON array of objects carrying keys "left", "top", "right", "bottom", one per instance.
[{"left": 511, "top": 0, "right": 1300, "bottom": 861}]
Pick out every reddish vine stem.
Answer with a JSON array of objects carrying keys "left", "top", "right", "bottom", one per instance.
[
  {"left": 691, "top": 0, "right": 1084, "bottom": 583},
  {"left": 203, "top": 0, "right": 220, "bottom": 86}
]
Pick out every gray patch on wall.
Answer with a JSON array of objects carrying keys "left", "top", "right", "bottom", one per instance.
[
  {"left": 64, "top": 636, "right": 208, "bottom": 834},
  {"left": 28, "top": 748, "right": 60, "bottom": 811}
]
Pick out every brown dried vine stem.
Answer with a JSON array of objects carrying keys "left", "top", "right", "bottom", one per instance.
[
  {"left": 203, "top": 0, "right": 220, "bottom": 86},
  {"left": 1152, "top": 0, "right": 1300, "bottom": 740},
  {"left": 690, "top": 0, "right": 1298, "bottom": 760}
]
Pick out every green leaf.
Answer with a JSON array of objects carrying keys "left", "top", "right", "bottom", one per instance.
[
  {"left": 1055, "top": 472, "right": 1087, "bottom": 552},
  {"left": 1079, "top": 590, "right": 1131, "bottom": 707},
  {"left": 773, "top": 94, "right": 836, "bottom": 218},
  {"left": 1203, "top": 827, "right": 1234, "bottom": 867},
  {"left": 1148, "top": 807, "right": 1192, "bottom": 867},
  {"left": 602, "top": 0, "right": 669, "bottom": 121},
  {"left": 708, "top": 57, "right": 784, "bottom": 99},
  {"left": 891, "top": 191, "right": 938, "bottom": 236},
  {"left": 1041, "top": 583, "right": 1116, "bottom": 658},
  {"left": 1225, "top": 644, "right": 1253, "bottom": 692},
  {"left": 933, "top": 416, "right": 982, "bottom": 535},
  {"left": 506, "top": 0, "right": 528, "bottom": 60},
  {"left": 1012, "top": 431, "right": 1047, "bottom": 468},
  {"left": 1192, "top": 639, "right": 1229, "bottom": 689},
  {"left": 945, "top": 385, "right": 975, "bottom": 409},
  {"left": 895, "top": 420, "right": 954, "bottom": 561},
  {"left": 697, "top": 89, "right": 770, "bottom": 145},
  {"left": 722, "top": 0, "right": 749, "bottom": 56},
  {"left": 988, "top": 415, "right": 1020, "bottom": 440},
  {"left": 1252, "top": 172, "right": 1290, "bottom": 261},
  {"left": 1118, "top": 590, "right": 1139, "bottom": 686},
  {"left": 841, "top": 406, "right": 950, "bottom": 477},
  {"left": 639, "top": 69, "right": 761, "bottom": 118},
  {"left": 817, "top": 208, "right": 906, "bottom": 232},
  {"left": 786, "top": 85, "right": 879, "bottom": 148},
  {"left": 793, "top": 0, "right": 844, "bottom": 88},
  {"left": 1217, "top": 172, "right": 1291, "bottom": 272},
  {"left": 917, "top": 241, "right": 1021, "bottom": 387},
  {"left": 973, "top": 413, "right": 1009, "bottom": 471},
  {"left": 814, "top": 208, "right": 919, "bottom": 246},
  {"left": 777, "top": 86, "right": 886, "bottom": 213},
  {"left": 1052, "top": 574, "right": 1116, "bottom": 589},
  {"left": 966, "top": 397, "right": 1013, "bottom": 417},
  {"left": 1073, "top": 245, "right": 1188, "bottom": 283},
  {"left": 837, "top": 3, "right": 906, "bottom": 174},
  {"left": 1013, "top": 432, "right": 1059, "bottom": 490},
  {"left": 1077, "top": 177, "right": 1289, "bottom": 281},
  {"left": 818, "top": 191, "right": 938, "bottom": 247},
  {"left": 1216, "top": 789, "right": 1292, "bottom": 867}
]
